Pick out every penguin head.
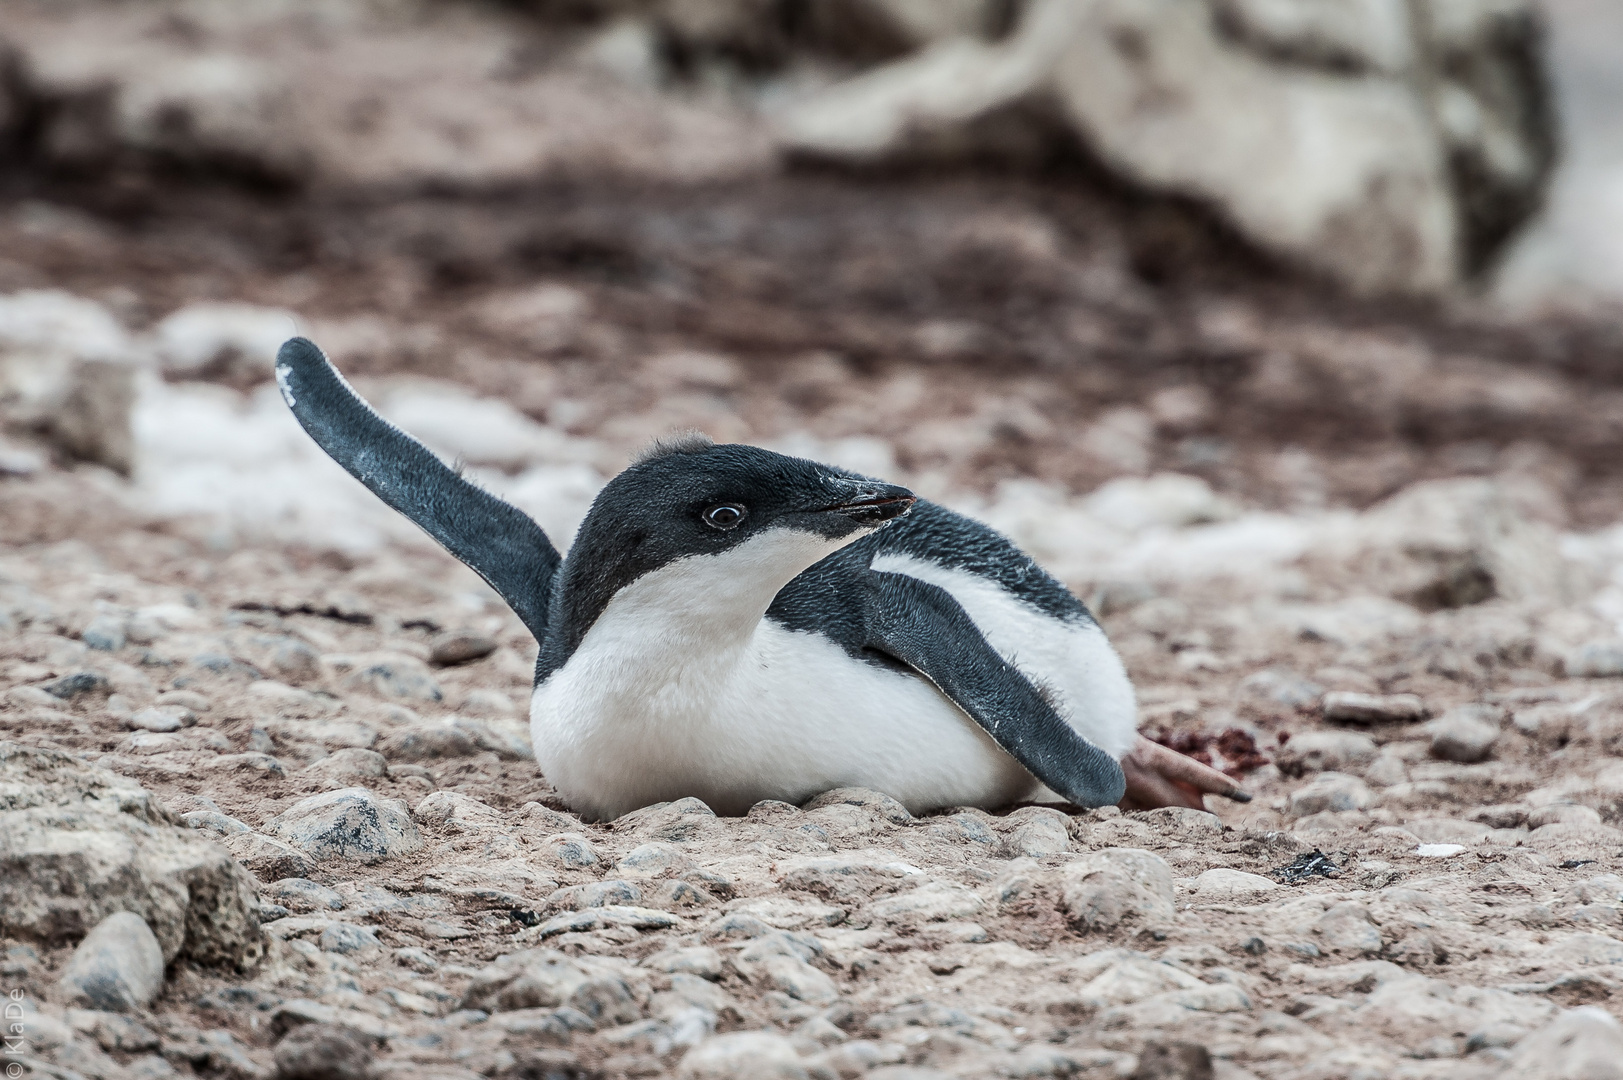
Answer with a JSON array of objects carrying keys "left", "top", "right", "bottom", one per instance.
[
  {"left": 552, "top": 435, "right": 915, "bottom": 640},
  {"left": 581, "top": 433, "right": 914, "bottom": 562}
]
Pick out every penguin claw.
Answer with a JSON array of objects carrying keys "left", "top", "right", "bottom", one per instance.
[{"left": 1117, "top": 735, "right": 1252, "bottom": 812}]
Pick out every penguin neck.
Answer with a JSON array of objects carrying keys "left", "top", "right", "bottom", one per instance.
[{"left": 564, "top": 527, "right": 848, "bottom": 669}]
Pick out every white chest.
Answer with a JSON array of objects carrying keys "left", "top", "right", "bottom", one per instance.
[{"left": 528, "top": 540, "right": 1135, "bottom": 821}]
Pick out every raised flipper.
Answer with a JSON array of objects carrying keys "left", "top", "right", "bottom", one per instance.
[
  {"left": 863, "top": 571, "right": 1126, "bottom": 808},
  {"left": 275, "top": 337, "right": 560, "bottom": 641}
]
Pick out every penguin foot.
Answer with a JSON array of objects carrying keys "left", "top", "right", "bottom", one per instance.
[{"left": 1118, "top": 735, "right": 1252, "bottom": 811}]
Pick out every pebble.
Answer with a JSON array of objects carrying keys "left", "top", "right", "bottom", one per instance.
[
  {"left": 1428, "top": 707, "right": 1501, "bottom": 763},
  {"left": 154, "top": 689, "right": 211, "bottom": 712},
  {"left": 1322, "top": 691, "right": 1428, "bottom": 724},
  {"left": 680, "top": 1031, "right": 809, "bottom": 1080},
  {"left": 1288, "top": 772, "right": 1374, "bottom": 817},
  {"left": 1505, "top": 1007, "right": 1623, "bottom": 1079},
  {"left": 265, "top": 879, "right": 345, "bottom": 914},
  {"left": 1058, "top": 848, "right": 1175, "bottom": 932},
  {"left": 299, "top": 748, "right": 387, "bottom": 780},
  {"left": 266, "top": 787, "right": 422, "bottom": 863},
  {"left": 41, "top": 671, "right": 111, "bottom": 700},
  {"left": 318, "top": 923, "right": 382, "bottom": 956},
  {"left": 802, "top": 787, "right": 912, "bottom": 825},
  {"left": 271, "top": 639, "right": 323, "bottom": 684},
  {"left": 999, "top": 806, "right": 1071, "bottom": 857},
  {"left": 59, "top": 912, "right": 165, "bottom": 1011},
  {"left": 1191, "top": 868, "right": 1279, "bottom": 902},
  {"left": 181, "top": 810, "right": 252, "bottom": 838},
  {"left": 82, "top": 615, "right": 126, "bottom": 652},
  {"left": 645, "top": 946, "right": 724, "bottom": 981},
  {"left": 429, "top": 630, "right": 499, "bottom": 666},
  {"left": 272, "top": 1022, "right": 375, "bottom": 1080},
  {"left": 1275, "top": 730, "right": 1376, "bottom": 777},
  {"left": 617, "top": 842, "right": 696, "bottom": 878},
  {"left": 1314, "top": 902, "right": 1383, "bottom": 954},
  {"left": 125, "top": 706, "right": 195, "bottom": 733},
  {"left": 1567, "top": 641, "right": 1623, "bottom": 678},
  {"left": 541, "top": 833, "right": 601, "bottom": 868}
]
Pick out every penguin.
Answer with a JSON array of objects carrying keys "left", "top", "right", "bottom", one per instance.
[{"left": 275, "top": 337, "right": 1248, "bottom": 821}]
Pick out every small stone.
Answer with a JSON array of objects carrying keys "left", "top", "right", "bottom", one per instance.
[
  {"left": 625, "top": 797, "right": 719, "bottom": 841},
  {"left": 429, "top": 630, "right": 499, "bottom": 667},
  {"left": 41, "top": 671, "right": 111, "bottom": 700},
  {"left": 1568, "top": 641, "right": 1623, "bottom": 678},
  {"left": 155, "top": 690, "right": 211, "bottom": 712},
  {"left": 266, "top": 787, "right": 422, "bottom": 863},
  {"left": 617, "top": 842, "right": 696, "bottom": 878},
  {"left": 1503, "top": 1007, "right": 1623, "bottom": 1080},
  {"left": 1000, "top": 806, "right": 1071, "bottom": 857},
  {"left": 1058, "top": 848, "right": 1175, "bottom": 933},
  {"left": 82, "top": 615, "right": 126, "bottom": 652},
  {"left": 1242, "top": 667, "right": 1324, "bottom": 707},
  {"left": 1275, "top": 731, "right": 1377, "bottom": 777},
  {"left": 1427, "top": 707, "right": 1501, "bottom": 763},
  {"left": 272, "top": 1021, "right": 375, "bottom": 1080},
  {"left": 866, "top": 881, "right": 985, "bottom": 923},
  {"left": 541, "top": 833, "right": 601, "bottom": 868},
  {"left": 299, "top": 748, "right": 387, "bottom": 781},
  {"left": 645, "top": 946, "right": 723, "bottom": 981},
  {"left": 336, "top": 653, "right": 442, "bottom": 702},
  {"left": 680, "top": 1031, "right": 810, "bottom": 1080},
  {"left": 1191, "top": 869, "right": 1279, "bottom": 902},
  {"left": 1415, "top": 843, "right": 1467, "bottom": 858},
  {"left": 1314, "top": 902, "right": 1382, "bottom": 954},
  {"left": 59, "top": 912, "right": 165, "bottom": 1011},
  {"left": 1322, "top": 691, "right": 1428, "bottom": 724},
  {"left": 318, "top": 923, "right": 381, "bottom": 956},
  {"left": 1288, "top": 773, "right": 1374, "bottom": 817},
  {"left": 393, "top": 947, "right": 438, "bottom": 972},
  {"left": 271, "top": 639, "right": 323, "bottom": 684},
  {"left": 126, "top": 707, "right": 194, "bottom": 733},
  {"left": 1129, "top": 1041, "right": 1214, "bottom": 1080},
  {"left": 181, "top": 810, "right": 252, "bottom": 838},
  {"left": 548, "top": 880, "right": 642, "bottom": 910},
  {"left": 803, "top": 787, "right": 911, "bottom": 824}
]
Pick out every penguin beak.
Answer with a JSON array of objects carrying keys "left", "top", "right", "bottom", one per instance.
[{"left": 823, "top": 484, "right": 917, "bottom": 524}]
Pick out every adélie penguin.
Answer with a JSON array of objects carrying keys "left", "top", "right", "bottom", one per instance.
[{"left": 275, "top": 337, "right": 1249, "bottom": 821}]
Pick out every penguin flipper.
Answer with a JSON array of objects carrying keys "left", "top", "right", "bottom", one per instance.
[
  {"left": 274, "top": 337, "right": 561, "bottom": 641},
  {"left": 863, "top": 571, "right": 1126, "bottom": 808}
]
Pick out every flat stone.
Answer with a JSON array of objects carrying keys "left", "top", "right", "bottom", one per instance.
[
  {"left": 1275, "top": 731, "right": 1377, "bottom": 777},
  {"left": 1192, "top": 868, "right": 1279, "bottom": 902},
  {"left": 298, "top": 748, "right": 387, "bottom": 781},
  {"left": 533, "top": 905, "right": 679, "bottom": 939},
  {"left": 1322, "top": 691, "right": 1428, "bottom": 724},
  {"left": 266, "top": 787, "right": 422, "bottom": 863},
  {"left": 59, "top": 912, "right": 165, "bottom": 1011},
  {"left": 1314, "top": 902, "right": 1383, "bottom": 954},
  {"left": 1289, "top": 772, "right": 1374, "bottom": 817},
  {"left": 181, "top": 810, "right": 252, "bottom": 838},
  {"left": 126, "top": 707, "right": 193, "bottom": 733},
  {"left": 429, "top": 630, "right": 499, "bottom": 666}
]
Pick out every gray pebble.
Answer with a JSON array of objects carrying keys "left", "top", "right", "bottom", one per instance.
[
  {"left": 265, "top": 878, "right": 346, "bottom": 913},
  {"left": 182, "top": 810, "right": 253, "bottom": 838},
  {"left": 272, "top": 1022, "right": 375, "bottom": 1080},
  {"left": 1568, "top": 640, "right": 1623, "bottom": 678},
  {"left": 266, "top": 787, "right": 423, "bottom": 863},
  {"left": 83, "top": 615, "right": 127, "bottom": 652},
  {"left": 1428, "top": 706, "right": 1502, "bottom": 763},
  {"left": 60, "top": 912, "right": 165, "bottom": 1011},
  {"left": 318, "top": 923, "right": 381, "bottom": 956}
]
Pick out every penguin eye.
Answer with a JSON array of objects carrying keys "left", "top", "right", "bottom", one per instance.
[{"left": 702, "top": 504, "right": 747, "bottom": 531}]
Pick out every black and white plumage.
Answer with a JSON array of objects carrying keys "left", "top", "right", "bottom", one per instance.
[{"left": 276, "top": 337, "right": 1242, "bottom": 821}]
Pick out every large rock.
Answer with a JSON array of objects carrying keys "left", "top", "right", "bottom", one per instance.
[
  {"left": 0, "top": 741, "right": 265, "bottom": 970},
  {"left": 776, "top": 0, "right": 1554, "bottom": 295}
]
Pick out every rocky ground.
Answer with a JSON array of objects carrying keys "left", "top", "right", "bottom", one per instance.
[{"left": 6, "top": 6, "right": 1623, "bottom": 1075}]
